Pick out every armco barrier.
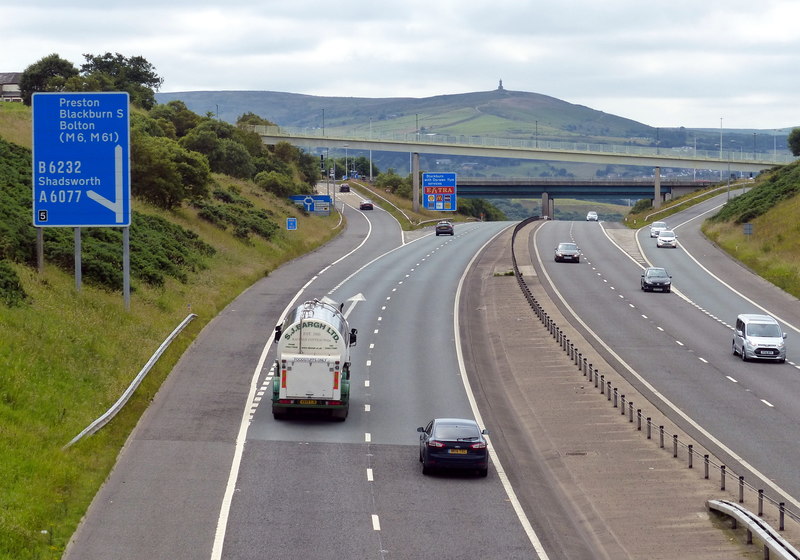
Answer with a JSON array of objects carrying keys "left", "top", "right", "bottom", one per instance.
[
  {"left": 509, "top": 218, "right": 800, "bottom": 553},
  {"left": 708, "top": 500, "right": 800, "bottom": 559},
  {"left": 63, "top": 313, "right": 197, "bottom": 449}
]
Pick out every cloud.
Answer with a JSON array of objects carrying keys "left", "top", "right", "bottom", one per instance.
[{"left": 3, "top": 0, "right": 799, "bottom": 128}]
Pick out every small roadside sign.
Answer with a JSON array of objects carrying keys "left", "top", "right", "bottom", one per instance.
[{"left": 287, "top": 217, "right": 298, "bottom": 230}]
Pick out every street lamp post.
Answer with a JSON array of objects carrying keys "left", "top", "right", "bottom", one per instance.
[
  {"left": 719, "top": 117, "right": 724, "bottom": 181},
  {"left": 322, "top": 109, "right": 325, "bottom": 136},
  {"left": 369, "top": 117, "right": 373, "bottom": 182}
]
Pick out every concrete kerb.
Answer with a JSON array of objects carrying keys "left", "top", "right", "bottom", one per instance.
[{"left": 509, "top": 220, "right": 800, "bottom": 554}]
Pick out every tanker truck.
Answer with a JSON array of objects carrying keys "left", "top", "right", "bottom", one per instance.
[{"left": 272, "top": 299, "right": 358, "bottom": 421}]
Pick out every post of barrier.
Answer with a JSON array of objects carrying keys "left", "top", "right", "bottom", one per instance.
[
  {"left": 614, "top": 388, "right": 618, "bottom": 408},
  {"left": 628, "top": 402, "right": 634, "bottom": 422},
  {"left": 673, "top": 434, "right": 678, "bottom": 458},
  {"left": 688, "top": 444, "right": 693, "bottom": 468},
  {"left": 607, "top": 381, "right": 612, "bottom": 401},
  {"left": 594, "top": 369, "right": 599, "bottom": 387},
  {"left": 620, "top": 393, "right": 625, "bottom": 413},
  {"left": 599, "top": 373, "right": 603, "bottom": 391},
  {"left": 659, "top": 426, "right": 664, "bottom": 449},
  {"left": 646, "top": 417, "right": 651, "bottom": 439},
  {"left": 758, "top": 490, "right": 764, "bottom": 517},
  {"left": 739, "top": 476, "right": 744, "bottom": 503},
  {"left": 721, "top": 465, "right": 726, "bottom": 491},
  {"left": 588, "top": 364, "right": 593, "bottom": 382},
  {"left": 704, "top": 455, "right": 709, "bottom": 479},
  {"left": 780, "top": 503, "right": 785, "bottom": 531},
  {"left": 582, "top": 357, "right": 587, "bottom": 374},
  {"left": 637, "top": 409, "right": 642, "bottom": 431}
]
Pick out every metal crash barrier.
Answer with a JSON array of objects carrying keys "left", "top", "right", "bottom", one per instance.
[{"left": 708, "top": 500, "right": 800, "bottom": 559}]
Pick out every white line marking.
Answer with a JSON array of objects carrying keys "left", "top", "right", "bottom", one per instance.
[
  {"left": 454, "top": 225, "right": 551, "bottom": 559},
  {"left": 365, "top": 404, "right": 371, "bottom": 412},
  {"left": 365, "top": 433, "right": 371, "bottom": 442},
  {"left": 726, "top": 376, "right": 738, "bottom": 383},
  {"left": 364, "top": 380, "right": 370, "bottom": 388},
  {"left": 699, "top": 358, "right": 708, "bottom": 363},
  {"left": 367, "top": 468, "right": 374, "bottom": 481},
  {"left": 371, "top": 515, "right": 381, "bottom": 530},
  {"left": 762, "top": 400, "right": 775, "bottom": 408}
]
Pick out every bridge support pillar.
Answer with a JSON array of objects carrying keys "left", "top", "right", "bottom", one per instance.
[
  {"left": 412, "top": 153, "right": 420, "bottom": 212},
  {"left": 653, "top": 166, "right": 662, "bottom": 209},
  {"left": 541, "top": 192, "right": 549, "bottom": 219}
]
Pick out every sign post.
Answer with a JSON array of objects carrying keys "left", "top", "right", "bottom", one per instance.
[{"left": 32, "top": 92, "right": 131, "bottom": 306}]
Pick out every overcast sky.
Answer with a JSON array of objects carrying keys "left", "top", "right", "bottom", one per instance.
[{"left": 4, "top": 0, "right": 799, "bottom": 130}]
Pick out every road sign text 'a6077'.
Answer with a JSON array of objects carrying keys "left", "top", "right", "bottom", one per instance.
[{"left": 32, "top": 92, "right": 131, "bottom": 227}]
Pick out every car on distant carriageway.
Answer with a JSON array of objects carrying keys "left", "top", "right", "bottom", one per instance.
[
  {"left": 435, "top": 220, "right": 454, "bottom": 236},
  {"left": 554, "top": 242, "right": 580, "bottom": 263},
  {"left": 359, "top": 200, "right": 373, "bottom": 210},
  {"left": 650, "top": 221, "right": 668, "bottom": 238},
  {"left": 586, "top": 211, "right": 598, "bottom": 221},
  {"left": 656, "top": 230, "right": 678, "bottom": 248},
  {"left": 339, "top": 183, "right": 350, "bottom": 192},
  {"left": 641, "top": 266, "right": 672, "bottom": 292}
]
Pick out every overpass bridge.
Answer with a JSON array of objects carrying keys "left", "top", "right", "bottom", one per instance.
[
  {"left": 251, "top": 125, "right": 793, "bottom": 214},
  {"left": 455, "top": 177, "right": 712, "bottom": 199}
]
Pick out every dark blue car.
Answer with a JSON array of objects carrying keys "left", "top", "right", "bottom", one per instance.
[{"left": 417, "top": 418, "right": 489, "bottom": 477}]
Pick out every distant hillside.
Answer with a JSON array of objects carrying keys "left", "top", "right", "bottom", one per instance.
[
  {"left": 155, "top": 88, "right": 791, "bottom": 154},
  {"left": 156, "top": 88, "right": 656, "bottom": 144}
]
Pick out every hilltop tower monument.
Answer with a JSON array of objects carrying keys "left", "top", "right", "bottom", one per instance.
[{"left": 498, "top": 79, "right": 504, "bottom": 91}]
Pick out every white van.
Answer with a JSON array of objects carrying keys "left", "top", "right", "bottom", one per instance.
[{"left": 732, "top": 314, "right": 786, "bottom": 362}]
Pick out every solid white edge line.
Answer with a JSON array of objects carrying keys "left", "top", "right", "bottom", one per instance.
[
  {"left": 454, "top": 223, "right": 551, "bottom": 560},
  {"left": 539, "top": 222, "right": 800, "bottom": 511}
]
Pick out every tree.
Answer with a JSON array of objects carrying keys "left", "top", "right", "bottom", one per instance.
[
  {"left": 132, "top": 134, "right": 210, "bottom": 209},
  {"left": 788, "top": 128, "right": 800, "bottom": 156},
  {"left": 149, "top": 100, "right": 201, "bottom": 138},
  {"left": 78, "top": 52, "right": 163, "bottom": 109},
  {"left": 19, "top": 54, "right": 79, "bottom": 105}
]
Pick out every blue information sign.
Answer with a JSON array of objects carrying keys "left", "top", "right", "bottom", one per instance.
[
  {"left": 422, "top": 172, "right": 457, "bottom": 211},
  {"left": 286, "top": 217, "right": 298, "bottom": 230},
  {"left": 32, "top": 92, "right": 131, "bottom": 227}
]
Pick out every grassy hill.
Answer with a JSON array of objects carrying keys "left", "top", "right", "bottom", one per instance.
[{"left": 155, "top": 87, "right": 794, "bottom": 155}]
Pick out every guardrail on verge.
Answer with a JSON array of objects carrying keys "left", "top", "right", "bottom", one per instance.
[
  {"left": 708, "top": 500, "right": 800, "bottom": 559},
  {"left": 63, "top": 313, "right": 198, "bottom": 450},
  {"left": 509, "top": 218, "right": 800, "bottom": 555}
]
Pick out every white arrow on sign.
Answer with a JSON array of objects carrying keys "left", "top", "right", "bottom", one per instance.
[{"left": 86, "top": 144, "right": 125, "bottom": 223}]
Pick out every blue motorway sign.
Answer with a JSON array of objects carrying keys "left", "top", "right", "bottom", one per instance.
[
  {"left": 288, "top": 194, "right": 331, "bottom": 214},
  {"left": 32, "top": 92, "right": 130, "bottom": 227},
  {"left": 422, "top": 172, "right": 457, "bottom": 211},
  {"left": 286, "top": 217, "right": 298, "bottom": 230}
]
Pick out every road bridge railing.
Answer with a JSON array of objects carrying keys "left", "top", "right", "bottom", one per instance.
[{"left": 249, "top": 125, "right": 795, "bottom": 168}]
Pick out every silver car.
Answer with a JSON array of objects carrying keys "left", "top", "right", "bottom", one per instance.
[
  {"left": 732, "top": 314, "right": 786, "bottom": 362},
  {"left": 649, "top": 221, "right": 667, "bottom": 238},
  {"left": 656, "top": 230, "right": 678, "bottom": 248}
]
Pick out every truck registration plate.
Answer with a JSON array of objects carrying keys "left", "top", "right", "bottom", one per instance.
[{"left": 299, "top": 399, "right": 318, "bottom": 405}]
